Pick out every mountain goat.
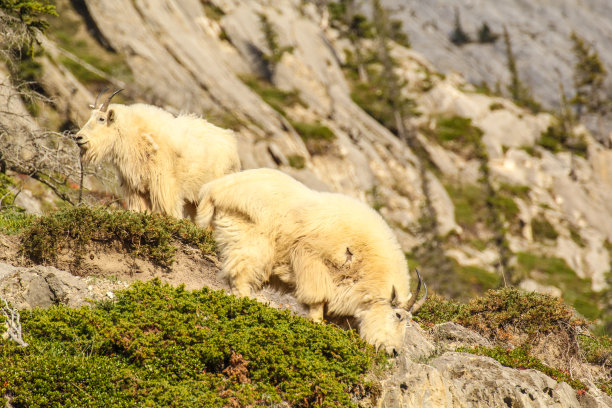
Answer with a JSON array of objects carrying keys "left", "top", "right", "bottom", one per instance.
[
  {"left": 196, "top": 168, "right": 427, "bottom": 354},
  {"left": 75, "top": 89, "right": 240, "bottom": 219}
]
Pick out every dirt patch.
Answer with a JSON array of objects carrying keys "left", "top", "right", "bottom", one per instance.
[
  {"left": 1, "top": 233, "right": 307, "bottom": 317},
  {"left": 0, "top": 235, "right": 22, "bottom": 265}
]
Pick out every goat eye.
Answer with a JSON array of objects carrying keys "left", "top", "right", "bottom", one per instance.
[
  {"left": 98, "top": 117, "right": 105, "bottom": 123},
  {"left": 395, "top": 312, "right": 403, "bottom": 320}
]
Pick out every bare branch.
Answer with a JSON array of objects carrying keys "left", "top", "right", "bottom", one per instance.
[{"left": 1, "top": 296, "right": 28, "bottom": 347}]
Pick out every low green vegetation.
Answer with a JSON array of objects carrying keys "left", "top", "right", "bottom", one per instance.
[
  {"left": 0, "top": 280, "right": 383, "bottom": 407},
  {"left": 537, "top": 121, "right": 588, "bottom": 158},
  {"left": 415, "top": 288, "right": 585, "bottom": 340},
  {"left": 240, "top": 74, "right": 304, "bottom": 116},
  {"left": 569, "top": 225, "right": 587, "bottom": 247},
  {"left": 415, "top": 287, "right": 612, "bottom": 397},
  {"left": 458, "top": 346, "right": 588, "bottom": 392},
  {"left": 530, "top": 215, "right": 559, "bottom": 242},
  {"left": 579, "top": 334, "right": 612, "bottom": 367},
  {"left": 433, "top": 116, "right": 484, "bottom": 159},
  {"left": 497, "top": 183, "right": 530, "bottom": 200},
  {"left": 287, "top": 154, "right": 306, "bottom": 169},
  {"left": 348, "top": 66, "right": 418, "bottom": 136},
  {"left": 514, "top": 252, "right": 600, "bottom": 320},
  {"left": 45, "top": 0, "right": 132, "bottom": 86},
  {"left": 454, "top": 263, "right": 500, "bottom": 293},
  {"left": 291, "top": 120, "right": 336, "bottom": 155},
  {"left": 20, "top": 206, "right": 215, "bottom": 268},
  {"left": 444, "top": 183, "right": 489, "bottom": 234},
  {"left": 258, "top": 13, "right": 294, "bottom": 72},
  {"left": 0, "top": 173, "right": 18, "bottom": 208},
  {"left": 0, "top": 209, "right": 35, "bottom": 235}
]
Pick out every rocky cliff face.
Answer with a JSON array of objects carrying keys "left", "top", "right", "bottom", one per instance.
[
  {"left": 384, "top": 0, "right": 612, "bottom": 110},
  {"left": 381, "top": 0, "right": 612, "bottom": 143},
  {"left": 1, "top": 0, "right": 612, "bottom": 404}
]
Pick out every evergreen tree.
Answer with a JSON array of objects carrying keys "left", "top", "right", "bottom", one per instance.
[
  {"left": 569, "top": 31, "right": 608, "bottom": 119},
  {"left": 328, "top": 0, "right": 373, "bottom": 82},
  {"left": 477, "top": 22, "right": 498, "bottom": 43},
  {"left": 450, "top": 8, "right": 471, "bottom": 46},
  {"left": 0, "top": 0, "right": 57, "bottom": 58},
  {"left": 503, "top": 26, "right": 540, "bottom": 112},
  {"left": 372, "top": 0, "right": 409, "bottom": 141}
]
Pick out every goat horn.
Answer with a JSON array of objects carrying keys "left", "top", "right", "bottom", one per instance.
[
  {"left": 90, "top": 87, "right": 109, "bottom": 109},
  {"left": 404, "top": 268, "right": 421, "bottom": 312},
  {"left": 100, "top": 88, "right": 124, "bottom": 112},
  {"left": 409, "top": 269, "right": 428, "bottom": 314}
]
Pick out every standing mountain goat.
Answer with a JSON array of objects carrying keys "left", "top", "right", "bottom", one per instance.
[
  {"left": 196, "top": 168, "right": 427, "bottom": 354},
  {"left": 76, "top": 89, "right": 240, "bottom": 219}
]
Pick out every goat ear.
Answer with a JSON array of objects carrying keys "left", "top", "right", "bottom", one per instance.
[
  {"left": 391, "top": 285, "right": 399, "bottom": 307},
  {"left": 107, "top": 109, "right": 115, "bottom": 124}
]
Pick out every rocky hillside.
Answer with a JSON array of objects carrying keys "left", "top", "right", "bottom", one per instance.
[
  {"left": 0, "top": 207, "right": 611, "bottom": 406},
  {"left": 384, "top": 0, "right": 612, "bottom": 138},
  {"left": 7, "top": 0, "right": 610, "bottom": 326},
  {"left": 0, "top": 0, "right": 612, "bottom": 404}
]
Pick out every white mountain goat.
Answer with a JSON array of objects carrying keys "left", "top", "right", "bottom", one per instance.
[
  {"left": 196, "top": 168, "right": 427, "bottom": 354},
  {"left": 75, "top": 89, "right": 240, "bottom": 219}
]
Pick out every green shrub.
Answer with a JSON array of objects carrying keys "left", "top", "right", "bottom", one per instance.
[
  {"left": 413, "top": 293, "right": 467, "bottom": 327},
  {"left": 0, "top": 280, "right": 383, "bottom": 407},
  {"left": 287, "top": 154, "right": 306, "bottom": 169},
  {"left": 531, "top": 216, "right": 558, "bottom": 242},
  {"left": 497, "top": 183, "right": 530, "bottom": 200},
  {"left": 445, "top": 183, "right": 489, "bottom": 232},
  {"left": 291, "top": 121, "right": 336, "bottom": 155},
  {"left": 20, "top": 207, "right": 215, "bottom": 268},
  {"left": 579, "top": 334, "right": 612, "bottom": 367},
  {"left": 0, "top": 209, "right": 35, "bottom": 235},
  {"left": 538, "top": 122, "right": 587, "bottom": 158},
  {"left": 569, "top": 226, "right": 586, "bottom": 247},
  {"left": 240, "top": 75, "right": 304, "bottom": 116},
  {"left": 487, "top": 194, "right": 519, "bottom": 220},
  {"left": 291, "top": 121, "right": 335, "bottom": 141},
  {"left": 0, "top": 173, "right": 17, "bottom": 207},
  {"left": 201, "top": 1, "right": 224, "bottom": 20},
  {"left": 432, "top": 116, "right": 484, "bottom": 160},
  {"left": 462, "top": 287, "right": 584, "bottom": 341},
  {"left": 416, "top": 287, "right": 585, "bottom": 344}
]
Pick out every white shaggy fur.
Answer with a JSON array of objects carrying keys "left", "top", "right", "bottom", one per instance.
[
  {"left": 76, "top": 103, "right": 240, "bottom": 219},
  {"left": 196, "top": 168, "right": 418, "bottom": 353}
]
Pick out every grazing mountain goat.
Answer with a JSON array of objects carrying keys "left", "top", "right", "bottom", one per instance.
[
  {"left": 75, "top": 89, "right": 241, "bottom": 219},
  {"left": 196, "top": 168, "right": 427, "bottom": 354}
]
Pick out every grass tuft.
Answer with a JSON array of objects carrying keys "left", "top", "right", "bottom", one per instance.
[{"left": 20, "top": 207, "right": 215, "bottom": 268}]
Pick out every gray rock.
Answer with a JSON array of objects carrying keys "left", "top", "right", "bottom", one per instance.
[
  {"left": 0, "top": 262, "right": 123, "bottom": 309},
  {"left": 431, "top": 322, "right": 492, "bottom": 349}
]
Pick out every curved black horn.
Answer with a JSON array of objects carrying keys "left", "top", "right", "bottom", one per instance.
[
  {"left": 409, "top": 277, "right": 428, "bottom": 314},
  {"left": 90, "top": 87, "right": 109, "bottom": 109},
  {"left": 100, "top": 88, "right": 124, "bottom": 112},
  {"left": 404, "top": 268, "right": 422, "bottom": 312}
]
